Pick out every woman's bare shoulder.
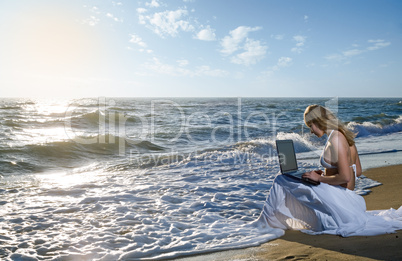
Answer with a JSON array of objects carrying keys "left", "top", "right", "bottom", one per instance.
[{"left": 329, "top": 130, "right": 349, "bottom": 147}]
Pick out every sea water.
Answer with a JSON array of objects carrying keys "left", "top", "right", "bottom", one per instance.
[{"left": 0, "top": 97, "right": 401, "bottom": 260}]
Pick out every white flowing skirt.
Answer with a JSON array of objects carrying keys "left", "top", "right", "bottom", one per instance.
[{"left": 257, "top": 175, "right": 402, "bottom": 237}]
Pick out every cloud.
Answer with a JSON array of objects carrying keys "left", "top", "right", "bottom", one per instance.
[
  {"left": 221, "top": 26, "right": 262, "bottom": 55},
  {"left": 325, "top": 39, "right": 391, "bottom": 62},
  {"left": 324, "top": 54, "right": 344, "bottom": 62},
  {"left": 263, "top": 56, "right": 292, "bottom": 76},
  {"left": 145, "top": 0, "right": 161, "bottom": 8},
  {"left": 195, "top": 65, "right": 229, "bottom": 77},
  {"left": 291, "top": 35, "right": 307, "bottom": 53},
  {"left": 195, "top": 26, "right": 216, "bottom": 41},
  {"left": 129, "top": 34, "right": 153, "bottom": 53},
  {"left": 177, "top": 59, "right": 189, "bottom": 67},
  {"left": 342, "top": 49, "right": 364, "bottom": 57},
  {"left": 137, "top": 8, "right": 147, "bottom": 14},
  {"left": 139, "top": 8, "right": 194, "bottom": 37},
  {"left": 129, "top": 34, "right": 147, "bottom": 47},
  {"left": 367, "top": 39, "right": 391, "bottom": 50},
  {"left": 106, "top": 13, "right": 123, "bottom": 22},
  {"left": 91, "top": 6, "right": 100, "bottom": 14},
  {"left": 231, "top": 39, "right": 268, "bottom": 66},
  {"left": 220, "top": 26, "right": 267, "bottom": 66},
  {"left": 277, "top": 56, "right": 292, "bottom": 67},
  {"left": 304, "top": 15, "right": 309, "bottom": 22},
  {"left": 82, "top": 5, "right": 100, "bottom": 26},
  {"left": 83, "top": 16, "right": 100, "bottom": 26},
  {"left": 145, "top": 58, "right": 228, "bottom": 77},
  {"left": 271, "top": 34, "right": 284, "bottom": 40}
]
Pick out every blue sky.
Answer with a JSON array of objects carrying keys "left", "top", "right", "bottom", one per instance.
[{"left": 0, "top": 0, "right": 401, "bottom": 98}]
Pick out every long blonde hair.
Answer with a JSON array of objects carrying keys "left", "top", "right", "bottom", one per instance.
[{"left": 304, "top": 105, "right": 356, "bottom": 146}]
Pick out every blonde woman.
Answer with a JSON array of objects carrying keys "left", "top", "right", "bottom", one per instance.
[
  {"left": 257, "top": 105, "right": 402, "bottom": 237},
  {"left": 302, "top": 105, "right": 362, "bottom": 190}
]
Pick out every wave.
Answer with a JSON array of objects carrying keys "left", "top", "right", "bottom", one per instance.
[
  {"left": 0, "top": 105, "right": 22, "bottom": 110},
  {"left": 0, "top": 159, "right": 46, "bottom": 175},
  {"left": 67, "top": 109, "right": 140, "bottom": 129},
  {"left": 67, "top": 110, "right": 103, "bottom": 127},
  {"left": 3, "top": 118, "right": 66, "bottom": 129},
  {"left": 68, "top": 98, "right": 104, "bottom": 108},
  {"left": 348, "top": 116, "right": 402, "bottom": 137},
  {"left": 3, "top": 109, "right": 135, "bottom": 129},
  {"left": 351, "top": 113, "right": 400, "bottom": 126},
  {"left": 0, "top": 136, "right": 166, "bottom": 174},
  {"left": 28, "top": 135, "right": 165, "bottom": 156},
  {"left": 233, "top": 132, "right": 319, "bottom": 155}
]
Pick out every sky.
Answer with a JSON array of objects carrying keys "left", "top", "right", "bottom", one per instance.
[{"left": 0, "top": 0, "right": 401, "bottom": 98}]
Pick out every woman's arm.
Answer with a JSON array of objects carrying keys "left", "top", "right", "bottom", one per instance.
[
  {"left": 353, "top": 145, "right": 362, "bottom": 178},
  {"left": 303, "top": 132, "right": 351, "bottom": 185}
]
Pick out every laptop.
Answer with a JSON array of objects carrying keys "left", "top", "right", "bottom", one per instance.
[{"left": 275, "top": 139, "right": 320, "bottom": 185}]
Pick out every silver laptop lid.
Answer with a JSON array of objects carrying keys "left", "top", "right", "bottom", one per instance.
[{"left": 276, "top": 139, "right": 298, "bottom": 173}]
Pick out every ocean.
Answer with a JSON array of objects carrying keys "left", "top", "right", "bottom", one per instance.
[{"left": 1, "top": 97, "right": 401, "bottom": 260}]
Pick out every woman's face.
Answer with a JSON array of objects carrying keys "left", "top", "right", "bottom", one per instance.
[{"left": 309, "top": 123, "right": 325, "bottom": 137}]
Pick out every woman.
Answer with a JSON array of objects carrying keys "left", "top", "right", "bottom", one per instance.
[
  {"left": 256, "top": 105, "right": 402, "bottom": 237},
  {"left": 302, "top": 104, "right": 362, "bottom": 190}
]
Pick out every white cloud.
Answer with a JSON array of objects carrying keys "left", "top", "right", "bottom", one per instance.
[
  {"left": 326, "top": 39, "right": 391, "bottom": 62},
  {"left": 263, "top": 56, "right": 292, "bottom": 76},
  {"left": 146, "top": 0, "right": 161, "bottom": 8},
  {"left": 140, "top": 49, "right": 153, "bottom": 54},
  {"left": 304, "top": 15, "right": 309, "bottom": 22},
  {"left": 106, "top": 13, "right": 123, "bottom": 22},
  {"left": 231, "top": 39, "right": 268, "bottom": 66},
  {"left": 145, "top": 58, "right": 228, "bottom": 77},
  {"left": 83, "top": 16, "right": 100, "bottom": 26},
  {"left": 195, "top": 65, "right": 228, "bottom": 77},
  {"left": 271, "top": 34, "right": 284, "bottom": 40},
  {"left": 139, "top": 8, "right": 194, "bottom": 37},
  {"left": 177, "top": 59, "right": 189, "bottom": 67},
  {"left": 291, "top": 35, "right": 307, "bottom": 53},
  {"left": 91, "top": 6, "right": 100, "bottom": 14},
  {"left": 137, "top": 8, "right": 147, "bottom": 14},
  {"left": 294, "top": 35, "right": 306, "bottom": 46},
  {"left": 220, "top": 26, "right": 267, "bottom": 66},
  {"left": 221, "top": 26, "right": 262, "bottom": 55},
  {"left": 367, "top": 39, "right": 391, "bottom": 50},
  {"left": 324, "top": 54, "right": 344, "bottom": 62},
  {"left": 277, "top": 56, "right": 292, "bottom": 67},
  {"left": 196, "top": 26, "right": 216, "bottom": 41},
  {"left": 129, "top": 34, "right": 147, "bottom": 47},
  {"left": 342, "top": 49, "right": 364, "bottom": 57}
]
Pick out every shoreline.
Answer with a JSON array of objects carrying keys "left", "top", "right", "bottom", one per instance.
[{"left": 177, "top": 164, "right": 402, "bottom": 261}]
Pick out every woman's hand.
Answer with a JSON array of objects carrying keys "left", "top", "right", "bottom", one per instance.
[{"left": 302, "top": 170, "right": 323, "bottom": 182}]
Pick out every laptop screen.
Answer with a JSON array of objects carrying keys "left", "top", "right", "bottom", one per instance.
[{"left": 276, "top": 140, "right": 298, "bottom": 173}]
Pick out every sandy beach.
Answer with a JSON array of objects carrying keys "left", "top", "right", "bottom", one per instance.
[{"left": 178, "top": 164, "right": 402, "bottom": 261}]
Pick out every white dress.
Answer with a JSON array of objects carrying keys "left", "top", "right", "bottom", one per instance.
[
  {"left": 257, "top": 133, "right": 402, "bottom": 237},
  {"left": 257, "top": 175, "right": 402, "bottom": 237}
]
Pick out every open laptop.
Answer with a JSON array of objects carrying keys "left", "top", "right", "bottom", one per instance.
[{"left": 276, "top": 139, "right": 320, "bottom": 185}]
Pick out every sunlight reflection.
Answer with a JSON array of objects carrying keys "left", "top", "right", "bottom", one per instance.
[
  {"left": 24, "top": 128, "right": 71, "bottom": 143},
  {"left": 15, "top": 99, "right": 74, "bottom": 145},
  {"left": 38, "top": 171, "right": 99, "bottom": 189},
  {"left": 36, "top": 163, "right": 103, "bottom": 190}
]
